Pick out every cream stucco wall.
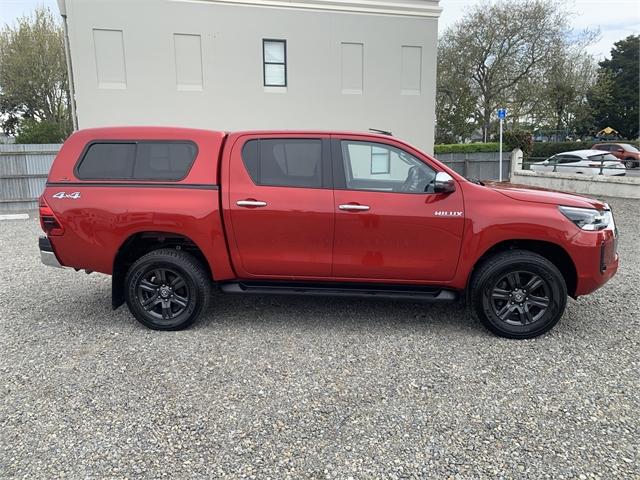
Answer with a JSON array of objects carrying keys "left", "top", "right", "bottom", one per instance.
[{"left": 59, "top": 0, "right": 440, "bottom": 153}]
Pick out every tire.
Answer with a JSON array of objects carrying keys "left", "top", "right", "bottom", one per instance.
[
  {"left": 624, "top": 158, "right": 636, "bottom": 169},
  {"left": 470, "top": 250, "right": 567, "bottom": 339},
  {"left": 124, "top": 248, "right": 210, "bottom": 330}
]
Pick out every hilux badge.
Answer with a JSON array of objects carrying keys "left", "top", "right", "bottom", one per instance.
[{"left": 434, "top": 211, "right": 463, "bottom": 217}]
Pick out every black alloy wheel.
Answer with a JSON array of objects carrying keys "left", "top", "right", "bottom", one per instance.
[
  {"left": 136, "top": 268, "right": 191, "bottom": 321},
  {"left": 125, "top": 248, "right": 210, "bottom": 330},
  {"left": 489, "top": 271, "right": 551, "bottom": 326},
  {"left": 470, "top": 250, "right": 567, "bottom": 339}
]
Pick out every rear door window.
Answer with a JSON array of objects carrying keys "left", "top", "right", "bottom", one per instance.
[
  {"left": 557, "top": 155, "right": 580, "bottom": 164},
  {"left": 589, "top": 153, "right": 618, "bottom": 162},
  {"left": 76, "top": 141, "right": 197, "bottom": 180},
  {"left": 242, "top": 139, "right": 322, "bottom": 188}
]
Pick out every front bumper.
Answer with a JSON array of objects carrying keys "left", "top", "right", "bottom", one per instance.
[
  {"left": 572, "top": 224, "right": 618, "bottom": 297},
  {"left": 39, "top": 236, "right": 63, "bottom": 268}
]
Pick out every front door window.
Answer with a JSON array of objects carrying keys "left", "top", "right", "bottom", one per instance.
[{"left": 341, "top": 141, "right": 437, "bottom": 193}]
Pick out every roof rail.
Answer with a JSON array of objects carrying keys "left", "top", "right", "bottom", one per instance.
[{"left": 369, "top": 128, "right": 393, "bottom": 136}]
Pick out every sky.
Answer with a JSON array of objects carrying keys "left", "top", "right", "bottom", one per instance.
[
  {"left": 440, "top": 0, "right": 639, "bottom": 58},
  {"left": 1, "top": 0, "right": 639, "bottom": 59}
]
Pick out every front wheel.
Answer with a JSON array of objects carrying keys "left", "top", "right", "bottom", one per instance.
[
  {"left": 470, "top": 250, "right": 567, "bottom": 339},
  {"left": 124, "top": 248, "right": 210, "bottom": 330},
  {"left": 624, "top": 159, "right": 636, "bottom": 169}
]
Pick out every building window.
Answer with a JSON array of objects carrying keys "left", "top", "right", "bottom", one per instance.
[
  {"left": 263, "top": 39, "right": 287, "bottom": 87},
  {"left": 371, "top": 146, "right": 391, "bottom": 174}
]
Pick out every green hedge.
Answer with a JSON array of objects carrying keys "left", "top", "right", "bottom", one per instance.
[
  {"left": 434, "top": 140, "right": 640, "bottom": 157},
  {"left": 531, "top": 140, "right": 640, "bottom": 158},
  {"left": 434, "top": 142, "right": 499, "bottom": 154},
  {"left": 530, "top": 142, "right": 589, "bottom": 158}
]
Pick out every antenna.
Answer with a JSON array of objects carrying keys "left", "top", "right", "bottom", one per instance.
[{"left": 369, "top": 128, "right": 393, "bottom": 136}]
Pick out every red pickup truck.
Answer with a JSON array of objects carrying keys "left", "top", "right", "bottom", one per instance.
[{"left": 38, "top": 127, "right": 618, "bottom": 338}]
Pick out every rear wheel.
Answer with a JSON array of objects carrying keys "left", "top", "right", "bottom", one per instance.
[
  {"left": 470, "top": 250, "right": 567, "bottom": 339},
  {"left": 125, "top": 248, "right": 210, "bottom": 330}
]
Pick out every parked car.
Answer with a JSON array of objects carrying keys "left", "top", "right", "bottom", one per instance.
[
  {"left": 530, "top": 150, "right": 626, "bottom": 176},
  {"left": 591, "top": 143, "right": 640, "bottom": 168},
  {"left": 591, "top": 142, "right": 640, "bottom": 169},
  {"left": 38, "top": 127, "right": 618, "bottom": 339}
]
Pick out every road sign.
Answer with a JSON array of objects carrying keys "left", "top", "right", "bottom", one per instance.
[{"left": 497, "top": 108, "right": 507, "bottom": 120}]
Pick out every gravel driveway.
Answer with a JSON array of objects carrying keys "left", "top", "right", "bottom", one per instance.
[{"left": 1, "top": 198, "right": 638, "bottom": 479}]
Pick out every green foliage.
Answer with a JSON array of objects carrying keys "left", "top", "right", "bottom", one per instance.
[
  {"left": 504, "top": 130, "right": 534, "bottom": 156},
  {"left": 0, "top": 7, "right": 72, "bottom": 136},
  {"left": 590, "top": 35, "right": 639, "bottom": 138},
  {"left": 530, "top": 142, "right": 589, "bottom": 158},
  {"left": 434, "top": 143, "right": 500, "bottom": 154},
  {"left": 434, "top": 138, "right": 640, "bottom": 158},
  {"left": 530, "top": 140, "right": 640, "bottom": 158},
  {"left": 435, "top": 36, "right": 477, "bottom": 144},
  {"left": 15, "top": 118, "right": 67, "bottom": 144},
  {"left": 542, "top": 47, "right": 597, "bottom": 135}
]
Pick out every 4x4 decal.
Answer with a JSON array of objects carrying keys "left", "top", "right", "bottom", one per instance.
[{"left": 52, "top": 192, "right": 81, "bottom": 199}]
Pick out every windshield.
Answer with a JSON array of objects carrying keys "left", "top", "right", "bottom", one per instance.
[{"left": 623, "top": 144, "right": 639, "bottom": 153}]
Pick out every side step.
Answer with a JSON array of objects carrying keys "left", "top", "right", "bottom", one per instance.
[{"left": 219, "top": 281, "right": 458, "bottom": 302}]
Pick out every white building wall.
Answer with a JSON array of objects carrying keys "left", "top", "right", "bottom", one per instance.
[{"left": 60, "top": 0, "right": 440, "bottom": 153}]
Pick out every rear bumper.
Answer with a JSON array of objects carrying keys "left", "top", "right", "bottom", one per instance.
[{"left": 39, "top": 236, "right": 63, "bottom": 268}]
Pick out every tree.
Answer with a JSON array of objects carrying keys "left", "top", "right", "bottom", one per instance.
[
  {"left": 437, "top": 0, "right": 596, "bottom": 142},
  {"left": 435, "top": 41, "right": 477, "bottom": 143},
  {"left": 15, "top": 118, "right": 67, "bottom": 144},
  {"left": 0, "top": 7, "right": 72, "bottom": 141},
  {"left": 540, "top": 39, "right": 597, "bottom": 133},
  {"left": 590, "top": 35, "right": 639, "bottom": 138}
]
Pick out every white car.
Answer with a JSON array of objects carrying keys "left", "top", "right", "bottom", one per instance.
[{"left": 530, "top": 150, "right": 626, "bottom": 176}]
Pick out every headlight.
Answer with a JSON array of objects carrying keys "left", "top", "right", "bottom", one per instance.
[{"left": 558, "top": 206, "right": 611, "bottom": 231}]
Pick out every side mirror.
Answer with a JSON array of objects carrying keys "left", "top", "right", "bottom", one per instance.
[
  {"left": 616, "top": 148, "right": 625, "bottom": 153},
  {"left": 434, "top": 172, "right": 456, "bottom": 194}
]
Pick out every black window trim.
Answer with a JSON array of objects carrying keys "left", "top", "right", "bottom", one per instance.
[
  {"left": 262, "top": 39, "right": 287, "bottom": 87},
  {"left": 74, "top": 139, "right": 199, "bottom": 181},
  {"left": 240, "top": 137, "right": 332, "bottom": 190},
  {"left": 332, "top": 138, "right": 439, "bottom": 195}
]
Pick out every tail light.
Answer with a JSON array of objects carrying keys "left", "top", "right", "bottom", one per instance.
[{"left": 39, "top": 195, "right": 64, "bottom": 236}]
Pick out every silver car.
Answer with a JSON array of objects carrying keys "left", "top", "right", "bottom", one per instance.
[{"left": 531, "top": 150, "right": 626, "bottom": 176}]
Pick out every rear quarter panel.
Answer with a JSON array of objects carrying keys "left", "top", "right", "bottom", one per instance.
[{"left": 45, "top": 187, "right": 231, "bottom": 277}]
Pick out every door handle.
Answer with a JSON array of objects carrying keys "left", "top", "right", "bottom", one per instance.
[
  {"left": 339, "top": 204, "right": 370, "bottom": 211},
  {"left": 236, "top": 199, "right": 267, "bottom": 207}
]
